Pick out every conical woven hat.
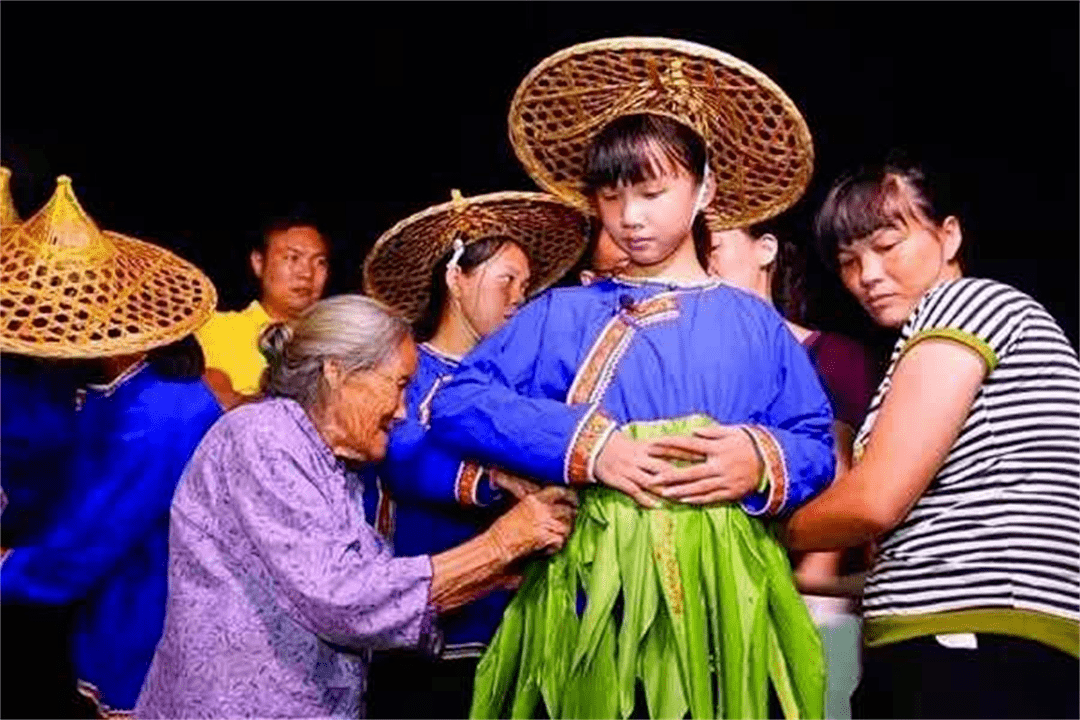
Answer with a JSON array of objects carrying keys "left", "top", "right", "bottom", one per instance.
[
  {"left": 0, "top": 176, "right": 217, "bottom": 358},
  {"left": 363, "top": 190, "right": 587, "bottom": 323},
  {"left": 508, "top": 37, "right": 814, "bottom": 231},
  {"left": 0, "top": 167, "right": 21, "bottom": 228}
]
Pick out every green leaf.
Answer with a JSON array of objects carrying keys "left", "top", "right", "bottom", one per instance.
[
  {"left": 540, "top": 551, "right": 578, "bottom": 718},
  {"left": 563, "top": 612, "right": 619, "bottom": 719},
  {"left": 510, "top": 563, "right": 547, "bottom": 718},
  {"left": 614, "top": 498, "right": 658, "bottom": 718},
  {"left": 674, "top": 509, "right": 713, "bottom": 719},
  {"left": 638, "top": 603, "right": 689, "bottom": 719},
  {"left": 470, "top": 581, "right": 526, "bottom": 719},
  {"left": 699, "top": 505, "right": 724, "bottom": 716},
  {"left": 572, "top": 500, "right": 621, "bottom": 674},
  {"left": 760, "top": 527, "right": 826, "bottom": 719},
  {"left": 746, "top": 576, "right": 770, "bottom": 720}
]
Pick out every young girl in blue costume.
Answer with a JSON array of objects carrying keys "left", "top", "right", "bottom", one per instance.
[
  {"left": 0, "top": 176, "right": 221, "bottom": 717},
  {"left": 360, "top": 190, "right": 588, "bottom": 718},
  {"left": 427, "top": 38, "right": 836, "bottom": 719}
]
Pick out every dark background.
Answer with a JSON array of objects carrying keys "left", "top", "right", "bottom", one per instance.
[{"left": 3, "top": 2, "right": 1077, "bottom": 355}]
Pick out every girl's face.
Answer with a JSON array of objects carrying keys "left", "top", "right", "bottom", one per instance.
[
  {"left": 453, "top": 241, "right": 532, "bottom": 338},
  {"left": 837, "top": 214, "right": 962, "bottom": 328},
  {"left": 593, "top": 149, "right": 708, "bottom": 269}
]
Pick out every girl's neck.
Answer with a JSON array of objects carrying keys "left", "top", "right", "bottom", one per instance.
[
  {"left": 623, "top": 233, "right": 710, "bottom": 284},
  {"left": 427, "top": 310, "right": 476, "bottom": 361}
]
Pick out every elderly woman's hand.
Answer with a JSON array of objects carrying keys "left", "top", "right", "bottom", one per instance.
[
  {"left": 488, "top": 486, "right": 578, "bottom": 560},
  {"left": 490, "top": 468, "right": 542, "bottom": 501},
  {"left": 428, "top": 486, "right": 578, "bottom": 613}
]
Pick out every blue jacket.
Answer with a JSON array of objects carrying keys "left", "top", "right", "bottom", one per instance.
[{"left": 1, "top": 362, "right": 221, "bottom": 710}]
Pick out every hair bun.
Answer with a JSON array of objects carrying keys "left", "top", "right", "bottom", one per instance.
[{"left": 258, "top": 322, "right": 294, "bottom": 365}]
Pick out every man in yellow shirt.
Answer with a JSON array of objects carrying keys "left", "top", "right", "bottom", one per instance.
[{"left": 196, "top": 213, "right": 329, "bottom": 408}]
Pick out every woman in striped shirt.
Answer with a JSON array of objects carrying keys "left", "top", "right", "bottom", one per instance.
[{"left": 780, "top": 159, "right": 1079, "bottom": 718}]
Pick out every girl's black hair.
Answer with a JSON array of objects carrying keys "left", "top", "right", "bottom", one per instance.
[
  {"left": 412, "top": 235, "right": 518, "bottom": 342},
  {"left": 584, "top": 114, "right": 707, "bottom": 192},
  {"left": 813, "top": 152, "right": 959, "bottom": 271}
]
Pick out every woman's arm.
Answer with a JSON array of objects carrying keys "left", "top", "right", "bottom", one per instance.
[
  {"left": 429, "top": 486, "right": 576, "bottom": 612},
  {"left": 430, "top": 293, "right": 666, "bottom": 499},
  {"left": 784, "top": 338, "right": 986, "bottom": 551},
  {"left": 380, "top": 416, "right": 505, "bottom": 507}
]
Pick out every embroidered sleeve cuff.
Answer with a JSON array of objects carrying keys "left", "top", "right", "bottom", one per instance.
[
  {"left": 564, "top": 406, "right": 618, "bottom": 486},
  {"left": 454, "top": 462, "right": 490, "bottom": 507},
  {"left": 738, "top": 425, "right": 790, "bottom": 517}
]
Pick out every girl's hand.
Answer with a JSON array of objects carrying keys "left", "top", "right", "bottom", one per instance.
[
  {"left": 644, "top": 424, "right": 762, "bottom": 505},
  {"left": 593, "top": 432, "right": 667, "bottom": 509}
]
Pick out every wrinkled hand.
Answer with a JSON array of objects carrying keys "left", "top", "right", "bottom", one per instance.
[
  {"left": 490, "top": 468, "right": 542, "bottom": 501},
  {"left": 644, "top": 424, "right": 762, "bottom": 505},
  {"left": 488, "top": 486, "right": 578, "bottom": 560},
  {"left": 594, "top": 432, "right": 668, "bottom": 509}
]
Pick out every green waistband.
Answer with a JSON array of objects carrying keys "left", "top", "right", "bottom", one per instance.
[{"left": 864, "top": 608, "right": 1079, "bottom": 658}]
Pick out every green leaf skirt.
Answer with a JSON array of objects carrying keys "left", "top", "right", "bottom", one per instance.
[{"left": 470, "top": 416, "right": 826, "bottom": 719}]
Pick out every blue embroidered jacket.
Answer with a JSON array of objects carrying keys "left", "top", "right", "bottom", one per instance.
[{"left": 1, "top": 363, "right": 221, "bottom": 711}]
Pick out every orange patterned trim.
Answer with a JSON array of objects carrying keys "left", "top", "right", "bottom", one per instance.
[
  {"left": 77, "top": 679, "right": 134, "bottom": 719},
  {"left": 741, "top": 425, "right": 789, "bottom": 516},
  {"left": 568, "top": 315, "right": 633, "bottom": 404},
  {"left": 565, "top": 408, "right": 618, "bottom": 485},
  {"left": 626, "top": 294, "right": 679, "bottom": 323},
  {"left": 375, "top": 477, "right": 396, "bottom": 540},
  {"left": 455, "top": 461, "right": 485, "bottom": 505},
  {"left": 567, "top": 292, "right": 681, "bottom": 405}
]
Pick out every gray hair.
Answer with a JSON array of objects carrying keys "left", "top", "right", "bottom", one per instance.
[{"left": 258, "top": 295, "right": 411, "bottom": 409}]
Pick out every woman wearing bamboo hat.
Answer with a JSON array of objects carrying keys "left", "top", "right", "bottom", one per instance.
[
  {"left": 0, "top": 175, "right": 222, "bottom": 716},
  {"left": 361, "top": 189, "right": 588, "bottom": 718},
  {"left": 428, "top": 38, "right": 835, "bottom": 718}
]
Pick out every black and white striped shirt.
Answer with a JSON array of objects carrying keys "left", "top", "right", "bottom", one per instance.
[{"left": 855, "top": 278, "right": 1080, "bottom": 623}]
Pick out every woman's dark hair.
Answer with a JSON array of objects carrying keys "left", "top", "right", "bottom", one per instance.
[
  {"left": 813, "top": 154, "right": 958, "bottom": 271},
  {"left": 147, "top": 334, "right": 205, "bottom": 380},
  {"left": 749, "top": 219, "right": 808, "bottom": 325},
  {"left": 585, "top": 114, "right": 708, "bottom": 192},
  {"left": 412, "top": 235, "right": 519, "bottom": 342}
]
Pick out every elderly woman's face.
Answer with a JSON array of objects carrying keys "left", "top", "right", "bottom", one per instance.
[{"left": 325, "top": 338, "right": 418, "bottom": 463}]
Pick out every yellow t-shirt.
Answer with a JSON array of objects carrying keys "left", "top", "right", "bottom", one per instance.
[{"left": 195, "top": 300, "right": 273, "bottom": 396}]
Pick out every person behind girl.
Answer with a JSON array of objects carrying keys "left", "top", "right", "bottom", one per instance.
[
  {"left": 703, "top": 211, "right": 878, "bottom": 719},
  {"left": 0, "top": 176, "right": 222, "bottom": 717},
  {"left": 360, "top": 190, "right": 587, "bottom": 718},
  {"left": 429, "top": 38, "right": 835, "bottom": 718},
  {"left": 780, "top": 157, "right": 1079, "bottom": 719}
]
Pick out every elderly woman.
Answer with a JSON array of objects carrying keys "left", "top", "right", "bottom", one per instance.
[
  {"left": 134, "top": 295, "right": 577, "bottom": 719},
  {"left": 783, "top": 159, "right": 1079, "bottom": 719}
]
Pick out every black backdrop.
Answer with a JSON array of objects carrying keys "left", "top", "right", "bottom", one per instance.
[{"left": 3, "top": 2, "right": 1077, "bottom": 354}]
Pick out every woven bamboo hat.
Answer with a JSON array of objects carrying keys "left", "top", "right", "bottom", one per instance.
[
  {"left": 363, "top": 190, "right": 587, "bottom": 323},
  {"left": 1, "top": 167, "right": 20, "bottom": 228},
  {"left": 0, "top": 176, "right": 218, "bottom": 358},
  {"left": 508, "top": 37, "right": 814, "bottom": 231}
]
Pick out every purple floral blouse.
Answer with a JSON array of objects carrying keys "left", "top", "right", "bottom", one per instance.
[{"left": 135, "top": 398, "right": 440, "bottom": 719}]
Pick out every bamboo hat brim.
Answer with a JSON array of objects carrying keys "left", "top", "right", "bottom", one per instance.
[
  {"left": 508, "top": 37, "right": 815, "bottom": 231},
  {"left": 363, "top": 190, "right": 587, "bottom": 323},
  {"left": 1, "top": 167, "right": 21, "bottom": 228},
  {"left": 0, "top": 176, "right": 217, "bottom": 358}
]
